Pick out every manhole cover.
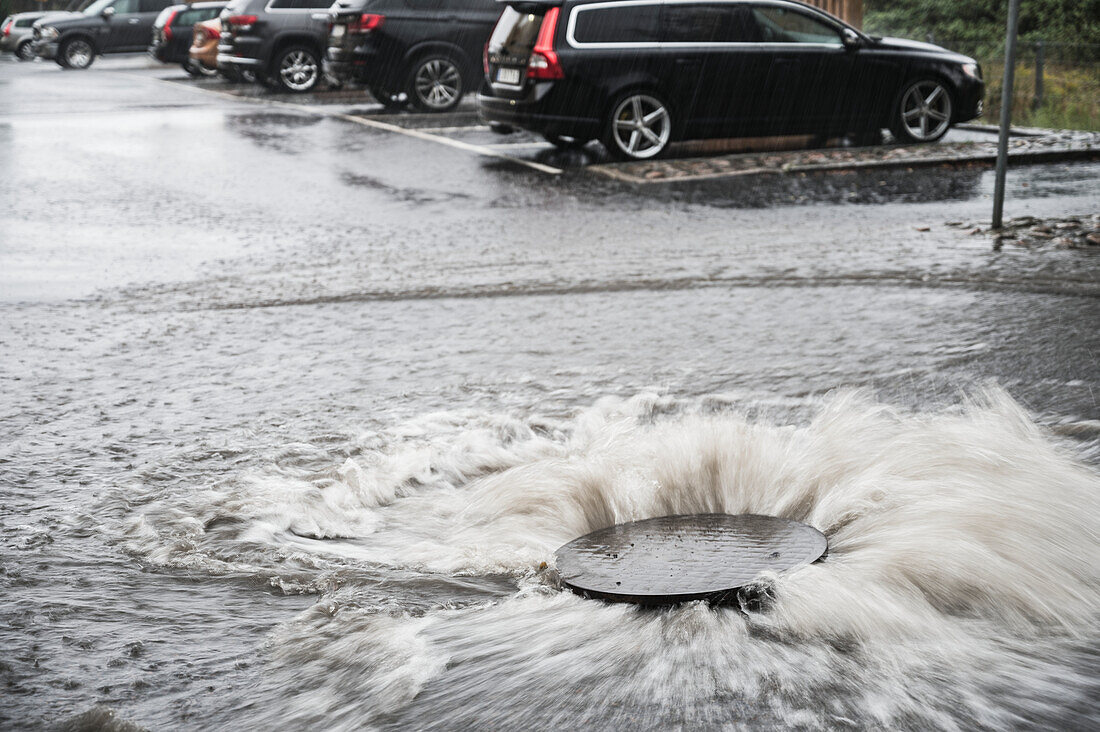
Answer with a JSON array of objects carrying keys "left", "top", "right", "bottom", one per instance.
[{"left": 554, "top": 513, "right": 827, "bottom": 605}]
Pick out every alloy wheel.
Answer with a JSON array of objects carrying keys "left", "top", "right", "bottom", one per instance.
[
  {"left": 278, "top": 49, "right": 318, "bottom": 92},
  {"left": 413, "top": 58, "right": 461, "bottom": 111},
  {"left": 899, "top": 81, "right": 952, "bottom": 142},
  {"left": 610, "top": 94, "right": 671, "bottom": 159},
  {"left": 65, "top": 39, "right": 93, "bottom": 69},
  {"left": 16, "top": 41, "right": 35, "bottom": 61}
]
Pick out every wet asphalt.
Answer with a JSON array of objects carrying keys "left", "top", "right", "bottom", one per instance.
[{"left": 0, "top": 54, "right": 1098, "bottom": 729}]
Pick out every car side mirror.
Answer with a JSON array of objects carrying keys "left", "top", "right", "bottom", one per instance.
[
  {"left": 842, "top": 28, "right": 861, "bottom": 49},
  {"left": 101, "top": 6, "right": 115, "bottom": 18}
]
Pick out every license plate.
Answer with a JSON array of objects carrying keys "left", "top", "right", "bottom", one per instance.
[
  {"left": 331, "top": 24, "right": 345, "bottom": 39},
  {"left": 496, "top": 67, "right": 521, "bottom": 85}
]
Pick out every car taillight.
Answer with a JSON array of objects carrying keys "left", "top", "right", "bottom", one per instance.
[
  {"left": 204, "top": 25, "right": 219, "bottom": 41},
  {"left": 227, "top": 14, "right": 257, "bottom": 31},
  {"left": 347, "top": 13, "right": 383, "bottom": 33},
  {"left": 483, "top": 40, "right": 489, "bottom": 75},
  {"left": 2, "top": 20, "right": 11, "bottom": 37},
  {"left": 162, "top": 9, "right": 178, "bottom": 40},
  {"left": 527, "top": 7, "right": 562, "bottom": 80}
]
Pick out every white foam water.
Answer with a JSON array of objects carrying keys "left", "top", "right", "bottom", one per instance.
[{"left": 120, "top": 388, "right": 1100, "bottom": 729}]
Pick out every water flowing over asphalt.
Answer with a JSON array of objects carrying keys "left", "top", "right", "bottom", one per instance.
[{"left": 1, "top": 58, "right": 1098, "bottom": 730}]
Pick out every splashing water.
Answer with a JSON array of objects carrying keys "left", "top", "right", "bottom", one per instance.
[{"left": 119, "top": 389, "right": 1100, "bottom": 729}]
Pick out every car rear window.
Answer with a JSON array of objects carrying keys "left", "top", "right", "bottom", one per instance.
[
  {"left": 571, "top": 3, "right": 660, "bottom": 45},
  {"left": 489, "top": 7, "right": 545, "bottom": 56},
  {"left": 174, "top": 6, "right": 221, "bottom": 25},
  {"left": 662, "top": 4, "right": 757, "bottom": 43}
]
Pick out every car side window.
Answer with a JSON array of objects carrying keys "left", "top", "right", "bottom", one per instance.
[
  {"left": 662, "top": 4, "right": 759, "bottom": 44},
  {"left": 750, "top": 6, "right": 840, "bottom": 44},
  {"left": 112, "top": 0, "right": 141, "bottom": 13},
  {"left": 571, "top": 4, "right": 661, "bottom": 45},
  {"left": 139, "top": 0, "right": 171, "bottom": 12}
]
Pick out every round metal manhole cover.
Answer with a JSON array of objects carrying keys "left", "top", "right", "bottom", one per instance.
[{"left": 554, "top": 514, "right": 827, "bottom": 605}]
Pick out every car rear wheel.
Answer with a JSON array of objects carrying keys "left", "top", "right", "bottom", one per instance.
[
  {"left": 16, "top": 40, "right": 35, "bottom": 62},
  {"left": 603, "top": 92, "right": 672, "bottom": 161},
  {"left": 407, "top": 55, "right": 463, "bottom": 113},
  {"left": 272, "top": 46, "right": 320, "bottom": 93},
  {"left": 891, "top": 79, "right": 954, "bottom": 144},
  {"left": 59, "top": 37, "right": 94, "bottom": 70}
]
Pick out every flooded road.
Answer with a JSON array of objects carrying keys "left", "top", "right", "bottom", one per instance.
[{"left": 1, "top": 57, "right": 1098, "bottom": 730}]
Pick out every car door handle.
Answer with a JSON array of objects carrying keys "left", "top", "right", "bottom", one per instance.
[{"left": 128, "top": 18, "right": 139, "bottom": 24}]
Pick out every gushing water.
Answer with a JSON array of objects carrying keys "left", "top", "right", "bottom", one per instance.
[{"left": 118, "top": 388, "right": 1099, "bottom": 730}]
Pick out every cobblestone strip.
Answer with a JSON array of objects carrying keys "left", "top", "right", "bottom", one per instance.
[{"left": 590, "top": 130, "right": 1100, "bottom": 184}]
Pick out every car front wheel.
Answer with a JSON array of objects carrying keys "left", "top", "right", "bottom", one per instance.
[
  {"left": 59, "top": 37, "right": 95, "bottom": 69},
  {"left": 603, "top": 92, "right": 672, "bottom": 161},
  {"left": 272, "top": 46, "right": 320, "bottom": 93},
  {"left": 407, "top": 55, "right": 463, "bottom": 113},
  {"left": 891, "top": 79, "right": 954, "bottom": 144}
]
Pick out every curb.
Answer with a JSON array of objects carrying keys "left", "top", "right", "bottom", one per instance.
[{"left": 589, "top": 145, "right": 1100, "bottom": 185}]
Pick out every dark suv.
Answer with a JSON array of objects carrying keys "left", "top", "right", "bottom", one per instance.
[
  {"left": 217, "top": 0, "right": 331, "bottom": 92},
  {"left": 479, "top": 0, "right": 985, "bottom": 159},
  {"left": 31, "top": 0, "right": 176, "bottom": 69},
  {"left": 325, "top": 0, "right": 500, "bottom": 112}
]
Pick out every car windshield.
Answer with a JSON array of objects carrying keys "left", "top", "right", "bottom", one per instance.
[{"left": 82, "top": 0, "right": 116, "bottom": 15}]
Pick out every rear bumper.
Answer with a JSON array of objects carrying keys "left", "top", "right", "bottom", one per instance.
[
  {"left": 0, "top": 34, "right": 26, "bottom": 52},
  {"left": 477, "top": 85, "right": 602, "bottom": 140},
  {"left": 147, "top": 43, "right": 172, "bottom": 63},
  {"left": 324, "top": 43, "right": 389, "bottom": 86}
]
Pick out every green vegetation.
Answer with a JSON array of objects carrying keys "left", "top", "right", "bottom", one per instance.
[
  {"left": 865, "top": 0, "right": 1100, "bottom": 130},
  {"left": 864, "top": 0, "right": 1100, "bottom": 60}
]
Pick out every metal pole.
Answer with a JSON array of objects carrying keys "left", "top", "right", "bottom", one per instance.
[{"left": 992, "top": 0, "right": 1022, "bottom": 230}]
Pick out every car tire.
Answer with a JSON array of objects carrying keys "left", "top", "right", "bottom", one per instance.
[
  {"left": 16, "top": 40, "right": 35, "bottom": 62},
  {"left": 890, "top": 78, "right": 954, "bottom": 144},
  {"left": 368, "top": 86, "right": 407, "bottom": 111},
  {"left": 59, "top": 37, "right": 95, "bottom": 70},
  {"left": 602, "top": 91, "right": 673, "bottom": 161},
  {"left": 544, "top": 134, "right": 591, "bottom": 150},
  {"left": 271, "top": 45, "right": 320, "bottom": 93},
  {"left": 406, "top": 54, "right": 464, "bottom": 113}
]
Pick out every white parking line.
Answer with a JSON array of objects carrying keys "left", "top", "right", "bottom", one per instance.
[
  {"left": 483, "top": 142, "right": 557, "bottom": 150},
  {"left": 320, "top": 109, "right": 563, "bottom": 175},
  {"left": 139, "top": 74, "right": 563, "bottom": 175},
  {"left": 416, "top": 125, "right": 491, "bottom": 133}
]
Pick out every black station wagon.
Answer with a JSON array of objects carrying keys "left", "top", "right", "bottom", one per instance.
[{"left": 479, "top": 0, "right": 986, "bottom": 160}]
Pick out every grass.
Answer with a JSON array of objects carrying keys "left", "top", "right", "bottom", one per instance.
[{"left": 978, "top": 62, "right": 1100, "bottom": 131}]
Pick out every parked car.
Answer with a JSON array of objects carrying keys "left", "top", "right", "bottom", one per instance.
[
  {"left": 216, "top": 0, "right": 330, "bottom": 93},
  {"left": 189, "top": 15, "right": 221, "bottom": 75},
  {"left": 325, "top": 0, "right": 500, "bottom": 112},
  {"left": 2, "top": 12, "right": 49, "bottom": 60},
  {"left": 149, "top": 1, "right": 226, "bottom": 75},
  {"left": 479, "top": 0, "right": 986, "bottom": 160},
  {"left": 31, "top": 0, "right": 178, "bottom": 69}
]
